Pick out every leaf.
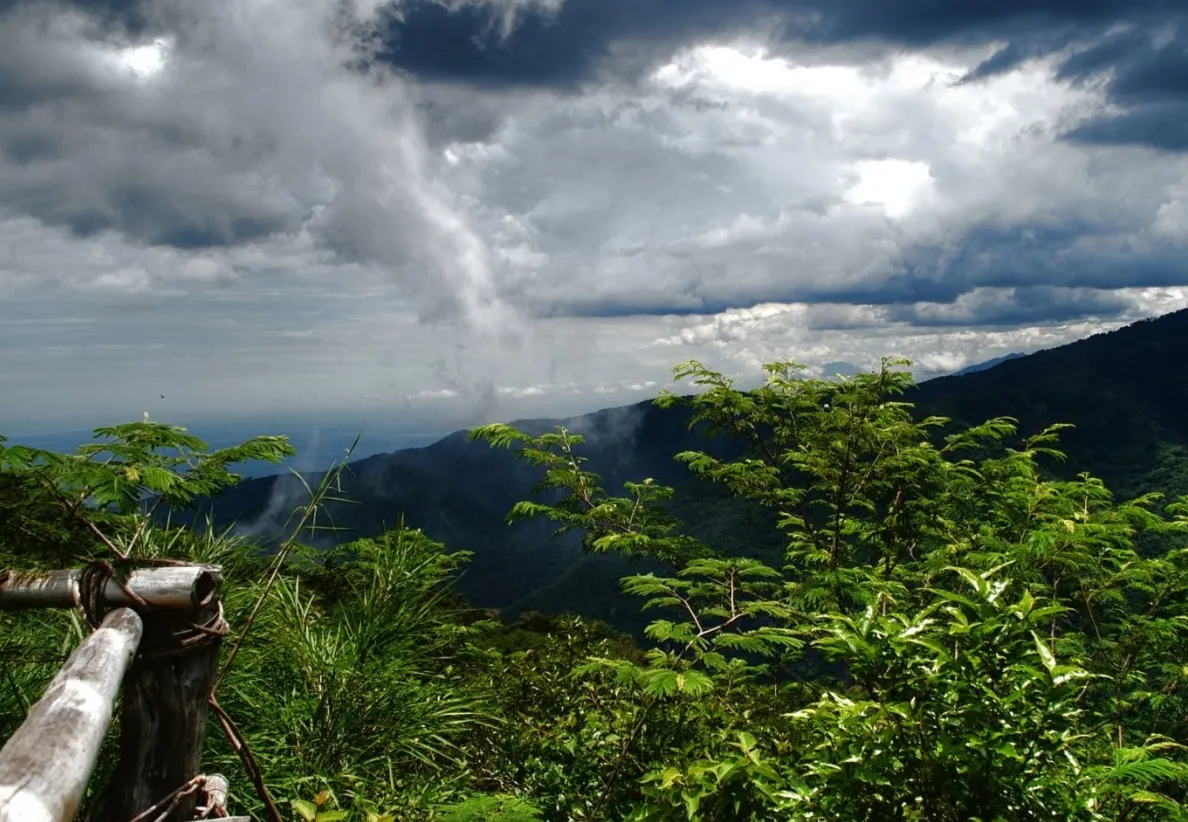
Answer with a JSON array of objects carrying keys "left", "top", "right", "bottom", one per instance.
[
  {"left": 1032, "top": 631, "right": 1057, "bottom": 673},
  {"left": 1017, "top": 588, "right": 1034, "bottom": 617},
  {"left": 291, "top": 799, "right": 317, "bottom": 822}
]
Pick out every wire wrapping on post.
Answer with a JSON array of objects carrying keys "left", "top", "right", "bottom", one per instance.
[
  {"left": 74, "top": 559, "right": 229, "bottom": 657},
  {"left": 123, "top": 775, "right": 206, "bottom": 822}
]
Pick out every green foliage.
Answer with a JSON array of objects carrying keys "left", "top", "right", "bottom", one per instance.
[
  {"left": 0, "top": 471, "right": 95, "bottom": 567},
  {"left": 0, "top": 419, "right": 298, "bottom": 799},
  {"left": 474, "top": 357, "right": 1188, "bottom": 820},
  {"left": 468, "top": 424, "right": 707, "bottom": 564},
  {"left": 436, "top": 794, "right": 544, "bottom": 821},
  {"left": 4, "top": 352, "right": 1188, "bottom": 821},
  {"left": 0, "top": 418, "right": 293, "bottom": 563},
  {"left": 293, "top": 794, "right": 349, "bottom": 822},
  {"left": 0, "top": 418, "right": 292, "bottom": 513},
  {"left": 636, "top": 731, "right": 785, "bottom": 821},
  {"left": 780, "top": 569, "right": 1098, "bottom": 818},
  {"left": 211, "top": 526, "right": 490, "bottom": 815},
  {"left": 457, "top": 613, "right": 670, "bottom": 819}
]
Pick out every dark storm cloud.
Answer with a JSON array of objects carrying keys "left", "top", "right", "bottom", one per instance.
[
  {"left": 545, "top": 280, "right": 1152, "bottom": 326},
  {"left": 853, "top": 5, "right": 1188, "bottom": 153},
  {"left": 12, "top": 184, "right": 291, "bottom": 248},
  {"left": 377, "top": 0, "right": 775, "bottom": 87},
  {"left": 1060, "top": 22, "right": 1188, "bottom": 152},
  {"left": 0, "top": 3, "right": 295, "bottom": 250},
  {"left": 37, "top": 0, "right": 1179, "bottom": 82},
  {"left": 2, "top": 0, "right": 1185, "bottom": 336},
  {"left": 45, "top": 0, "right": 1187, "bottom": 157},
  {"left": 0, "top": 0, "right": 514, "bottom": 327},
  {"left": 1066, "top": 104, "right": 1188, "bottom": 151},
  {"left": 822, "top": 223, "right": 1188, "bottom": 307},
  {"left": 0, "top": 133, "right": 64, "bottom": 165},
  {"left": 811, "top": 0, "right": 1173, "bottom": 43},
  {"left": 0, "top": 0, "right": 152, "bottom": 31},
  {"left": 0, "top": 0, "right": 1179, "bottom": 271},
  {"left": 378, "top": 0, "right": 1177, "bottom": 83},
  {"left": 372, "top": 0, "right": 1187, "bottom": 153},
  {"left": 957, "top": 31, "right": 1085, "bottom": 83}
]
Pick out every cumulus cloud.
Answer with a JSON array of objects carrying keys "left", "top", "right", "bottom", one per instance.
[
  {"left": 439, "top": 43, "right": 1188, "bottom": 318},
  {"left": 650, "top": 287, "right": 1188, "bottom": 382},
  {"left": 0, "top": 0, "right": 514, "bottom": 333},
  {"left": 2, "top": 0, "right": 1188, "bottom": 439}
]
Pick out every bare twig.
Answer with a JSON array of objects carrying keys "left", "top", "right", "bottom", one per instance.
[
  {"left": 125, "top": 775, "right": 205, "bottom": 822},
  {"left": 208, "top": 697, "right": 284, "bottom": 822}
]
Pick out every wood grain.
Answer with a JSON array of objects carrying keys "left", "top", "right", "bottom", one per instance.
[
  {"left": 0, "top": 608, "right": 143, "bottom": 822},
  {"left": 106, "top": 567, "right": 223, "bottom": 822}
]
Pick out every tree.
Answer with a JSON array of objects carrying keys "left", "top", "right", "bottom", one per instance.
[{"left": 474, "top": 357, "right": 1188, "bottom": 820}]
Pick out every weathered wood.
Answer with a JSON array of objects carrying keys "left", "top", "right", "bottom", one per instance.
[
  {"left": 107, "top": 567, "right": 223, "bottom": 822},
  {"left": 0, "top": 608, "right": 144, "bottom": 822},
  {"left": 0, "top": 566, "right": 218, "bottom": 612}
]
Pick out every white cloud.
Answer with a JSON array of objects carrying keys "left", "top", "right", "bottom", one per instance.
[
  {"left": 111, "top": 38, "right": 173, "bottom": 79},
  {"left": 843, "top": 159, "right": 935, "bottom": 220},
  {"left": 408, "top": 388, "right": 461, "bottom": 400},
  {"left": 650, "top": 286, "right": 1188, "bottom": 382},
  {"left": 433, "top": 41, "right": 1188, "bottom": 317},
  {"left": 2, "top": 4, "right": 1187, "bottom": 438}
]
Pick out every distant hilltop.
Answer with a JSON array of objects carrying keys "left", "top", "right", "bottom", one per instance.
[{"left": 951, "top": 352, "right": 1027, "bottom": 376}]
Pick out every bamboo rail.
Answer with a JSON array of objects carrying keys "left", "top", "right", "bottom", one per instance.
[
  {"left": 0, "top": 609, "right": 142, "bottom": 822},
  {"left": 0, "top": 566, "right": 217, "bottom": 611},
  {"left": 0, "top": 565, "right": 244, "bottom": 822}
]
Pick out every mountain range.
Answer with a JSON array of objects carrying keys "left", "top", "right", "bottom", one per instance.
[{"left": 196, "top": 309, "right": 1188, "bottom": 632}]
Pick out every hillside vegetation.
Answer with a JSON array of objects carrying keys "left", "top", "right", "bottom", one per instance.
[
  {"left": 192, "top": 308, "right": 1188, "bottom": 633},
  {"left": 3, "top": 349, "right": 1188, "bottom": 820}
]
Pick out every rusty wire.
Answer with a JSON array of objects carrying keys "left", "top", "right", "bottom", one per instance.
[{"left": 74, "top": 559, "right": 229, "bottom": 660}]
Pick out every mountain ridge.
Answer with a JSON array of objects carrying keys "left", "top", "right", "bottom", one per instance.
[
  {"left": 951, "top": 352, "right": 1026, "bottom": 376},
  {"left": 200, "top": 309, "right": 1188, "bottom": 630}
]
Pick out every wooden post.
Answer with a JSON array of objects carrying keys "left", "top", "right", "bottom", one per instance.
[
  {"left": 106, "top": 567, "right": 224, "bottom": 822},
  {"left": 0, "top": 608, "right": 144, "bottom": 822}
]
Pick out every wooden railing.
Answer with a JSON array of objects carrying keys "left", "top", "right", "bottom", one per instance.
[{"left": 0, "top": 565, "right": 247, "bottom": 822}]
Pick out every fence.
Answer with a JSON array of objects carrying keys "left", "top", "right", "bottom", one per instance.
[{"left": 0, "top": 565, "right": 248, "bottom": 822}]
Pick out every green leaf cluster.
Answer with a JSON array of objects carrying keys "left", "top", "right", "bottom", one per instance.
[{"left": 473, "top": 357, "right": 1188, "bottom": 820}]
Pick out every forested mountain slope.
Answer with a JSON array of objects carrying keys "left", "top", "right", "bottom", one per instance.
[
  {"left": 199, "top": 308, "right": 1188, "bottom": 628},
  {"left": 909, "top": 310, "right": 1188, "bottom": 501}
]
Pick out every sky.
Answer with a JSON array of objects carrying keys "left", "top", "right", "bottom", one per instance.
[{"left": 2, "top": 0, "right": 1187, "bottom": 445}]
